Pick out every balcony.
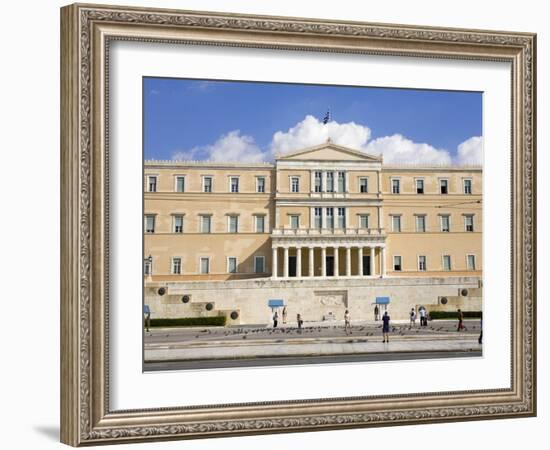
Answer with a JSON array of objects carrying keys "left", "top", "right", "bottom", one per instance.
[{"left": 272, "top": 227, "right": 385, "bottom": 237}]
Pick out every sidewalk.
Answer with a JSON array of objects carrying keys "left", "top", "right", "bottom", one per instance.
[{"left": 144, "top": 334, "right": 481, "bottom": 362}]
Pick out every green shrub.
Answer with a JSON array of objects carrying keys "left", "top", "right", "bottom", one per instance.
[
  {"left": 150, "top": 316, "right": 226, "bottom": 327},
  {"left": 429, "top": 311, "right": 482, "bottom": 320}
]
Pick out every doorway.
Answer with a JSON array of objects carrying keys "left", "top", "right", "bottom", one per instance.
[
  {"left": 326, "top": 256, "right": 334, "bottom": 276},
  {"left": 288, "top": 256, "right": 297, "bottom": 277},
  {"left": 362, "top": 255, "right": 371, "bottom": 275}
]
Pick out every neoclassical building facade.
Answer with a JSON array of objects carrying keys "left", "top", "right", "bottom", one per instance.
[{"left": 144, "top": 142, "right": 482, "bottom": 322}]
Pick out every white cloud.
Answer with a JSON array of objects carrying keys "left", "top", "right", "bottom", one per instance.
[
  {"left": 270, "top": 115, "right": 371, "bottom": 155},
  {"left": 366, "top": 134, "right": 453, "bottom": 166},
  {"left": 455, "top": 136, "right": 483, "bottom": 165},
  {"left": 172, "top": 130, "right": 268, "bottom": 163},
  {"left": 169, "top": 116, "right": 482, "bottom": 167}
]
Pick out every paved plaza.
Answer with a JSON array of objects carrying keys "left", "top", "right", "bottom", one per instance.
[{"left": 144, "top": 319, "right": 482, "bottom": 370}]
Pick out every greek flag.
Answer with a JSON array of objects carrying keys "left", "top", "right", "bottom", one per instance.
[{"left": 322, "top": 109, "right": 331, "bottom": 124}]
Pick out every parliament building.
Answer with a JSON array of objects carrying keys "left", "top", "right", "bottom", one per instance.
[{"left": 144, "top": 141, "right": 482, "bottom": 323}]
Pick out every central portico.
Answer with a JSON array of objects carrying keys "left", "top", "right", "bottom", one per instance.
[{"left": 272, "top": 140, "right": 387, "bottom": 279}]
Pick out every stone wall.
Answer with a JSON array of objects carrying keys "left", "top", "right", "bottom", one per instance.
[{"left": 145, "top": 276, "right": 482, "bottom": 325}]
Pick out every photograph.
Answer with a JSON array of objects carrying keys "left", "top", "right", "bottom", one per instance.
[{"left": 142, "top": 78, "right": 484, "bottom": 371}]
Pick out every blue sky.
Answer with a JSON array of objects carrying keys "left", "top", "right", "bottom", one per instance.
[{"left": 143, "top": 77, "right": 483, "bottom": 165}]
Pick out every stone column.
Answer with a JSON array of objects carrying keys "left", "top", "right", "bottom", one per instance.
[
  {"left": 283, "top": 247, "right": 289, "bottom": 278},
  {"left": 358, "top": 247, "right": 363, "bottom": 276},
  {"left": 309, "top": 247, "right": 315, "bottom": 277},
  {"left": 333, "top": 246, "right": 339, "bottom": 277},
  {"left": 321, "top": 171, "right": 327, "bottom": 193},
  {"left": 371, "top": 246, "right": 376, "bottom": 276},
  {"left": 381, "top": 246, "right": 386, "bottom": 277},
  {"left": 321, "top": 207, "right": 326, "bottom": 229},
  {"left": 310, "top": 170, "right": 315, "bottom": 193},
  {"left": 346, "top": 246, "right": 352, "bottom": 276},
  {"left": 321, "top": 247, "right": 327, "bottom": 277},
  {"left": 272, "top": 247, "right": 278, "bottom": 278},
  {"left": 296, "top": 246, "right": 302, "bottom": 278}
]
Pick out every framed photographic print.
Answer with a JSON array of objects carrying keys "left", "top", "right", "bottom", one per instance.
[{"left": 60, "top": 3, "right": 536, "bottom": 446}]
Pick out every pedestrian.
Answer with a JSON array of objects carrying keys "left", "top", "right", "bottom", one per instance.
[
  {"left": 409, "top": 308, "right": 417, "bottom": 327},
  {"left": 374, "top": 305, "right": 380, "bottom": 321},
  {"left": 143, "top": 305, "right": 151, "bottom": 332},
  {"left": 419, "top": 307, "right": 426, "bottom": 327},
  {"left": 344, "top": 309, "right": 351, "bottom": 335},
  {"left": 478, "top": 312, "right": 483, "bottom": 344},
  {"left": 296, "top": 313, "right": 303, "bottom": 333},
  {"left": 382, "top": 311, "right": 391, "bottom": 342},
  {"left": 282, "top": 306, "right": 287, "bottom": 324},
  {"left": 456, "top": 308, "right": 466, "bottom": 331},
  {"left": 273, "top": 311, "right": 278, "bottom": 328}
]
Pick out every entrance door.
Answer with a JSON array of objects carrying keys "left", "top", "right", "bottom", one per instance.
[
  {"left": 363, "top": 255, "right": 371, "bottom": 275},
  {"left": 326, "top": 256, "right": 334, "bottom": 276},
  {"left": 288, "top": 256, "right": 297, "bottom": 277}
]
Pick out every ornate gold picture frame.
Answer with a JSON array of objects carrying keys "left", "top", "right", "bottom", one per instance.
[{"left": 60, "top": 3, "right": 536, "bottom": 446}]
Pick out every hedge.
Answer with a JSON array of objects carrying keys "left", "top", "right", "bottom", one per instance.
[
  {"left": 149, "top": 317, "right": 226, "bottom": 327},
  {"left": 428, "top": 311, "right": 482, "bottom": 320}
]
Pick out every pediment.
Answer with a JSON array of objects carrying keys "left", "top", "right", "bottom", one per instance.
[{"left": 276, "top": 142, "right": 382, "bottom": 162}]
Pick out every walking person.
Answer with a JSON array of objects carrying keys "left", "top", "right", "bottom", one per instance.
[
  {"left": 409, "top": 308, "right": 417, "bottom": 327},
  {"left": 456, "top": 308, "right": 466, "bottom": 331},
  {"left": 296, "top": 313, "right": 303, "bottom": 333},
  {"left": 419, "top": 307, "right": 426, "bottom": 327},
  {"left": 374, "top": 305, "right": 380, "bottom": 321},
  {"left": 282, "top": 306, "right": 287, "bottom": 325},
  {"left": 344, "top": 309, "right": 352, "bottom": 335},
  {"left": 273, "top": 311, "right": 278, "bottom": 328},
  {"left": 382, "top": 311, "right": 391, "bottom": 343}
]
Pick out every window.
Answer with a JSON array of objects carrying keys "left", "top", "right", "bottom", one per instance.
[
  {"left": 314, "top": 207, "right": 322, "bottom": 229},
  {"left": 393, "top": 256, "right": 402, "bottom": 271},
  {"left": 147, "top": 175, "right": 157, "bottom": 192},
  {"left": 200, "top": 257, "right": 210, "bottom": 274},
  {"left": 440, "top": 215, "right": 450, "bottom": 232},
  {"left": 230, "top": 177, "right": 239, "bottom": 193},
  {"left": 228, "top": 215, "right": 239, "bottom": 233},
  {"left": 359, "top": 214, "right": 369, "bottom": 229},
  {"left": 256, "top": 177, "right": 266, "bottom": 193},
  {"left": 200, "top": 215, "right": 211, "bottom": 233},
  {"left": 440, "top": 179, "right": 449, "bottom": 194},
  {"left": 464, "top": 215, "right": 474, "bottom": 232},
  {"left": 326, "top": 207, "right": 334, "bottom": 229},
  {"left": 326, "top": 172, "right": 334, "bottom": 192},
  {"left": 255, "top": 215, "right": 265, "bottom": 233},
  {"left": 463, "top": 179, "right": 472, "bottom": 194},
  {"left": 203, "top": 176, "right": 213, "bottom": 193},
  {"left": 391, "top": 215, "right": 401, "bottom": 232},
  {"left": 290, "top": 215, "right": 299, "bottom": 229},
  {"left": 173, "top": 215, "right": 184, "bottom": 233},
  {"left": 314, "top": 171, "right": 322, "bottom": 192},
  {"left": 415, "top": 215, "right": 426, "bottom": 232},
  {"left": 467, "top": 254, "right": 476, "bottom": 271},
  {"left": 391, "top": 178, "right": 401, "bottom": 194},
  {"left": 145, "top": 215, "right": 155, "bottom": 233},
  {"left": 291, "top": 177, "right": 300, "bottom": 193},
  {"left": 175, "top": 176, "right": 185, "bottom": 192},
  {"left": 416, "top": 179, "right": 424, "bottom": 194},
  {"left": 227, "top": 257, "right": 237, "bottom": 274},
  {"left": 172, "top": 257, "right": 182, "bottom": 275},
  {"left": 144, "top": 259, "right": 152, "bottom": 275},
  {"left": 418, "top": 255, "right": 427, "bottom": 272},
  {"left": 359, "top": 177, "right": 368, "bottom": 193},
  {"left": 254, "top": 256, "right": 265, "bottom": 273},
  {"left": 337, "top": 172, "right": 345, "bottom": 192},
  {"left": 337, "top": 207, "right": 346, "bottom": 228},
  {"left": 443, "top": 255, "right": 452, "bottom": 271}
]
